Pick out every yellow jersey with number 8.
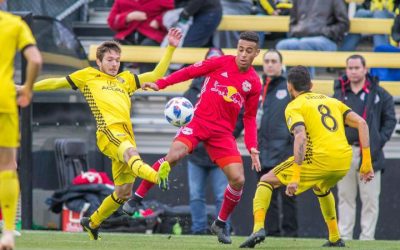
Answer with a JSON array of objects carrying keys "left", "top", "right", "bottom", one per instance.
[{"left": 285, "top": 92, "right": 352, "bottom": 170}]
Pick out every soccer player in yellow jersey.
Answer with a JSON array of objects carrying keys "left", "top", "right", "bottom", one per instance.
[
  {"left": 25, "top": 28, "right": 182, "bottom": 240},
  {"left": 0, "top": 5, "right": 43, "bottom": 250},
  {"left": 240, "top": 66, "right": 375, "bottom": 248}
]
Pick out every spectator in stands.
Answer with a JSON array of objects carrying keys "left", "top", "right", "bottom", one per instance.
[
  {"left": 341, "top": 0, "right": 399, "bottom": 51},
  {"left": 369, "top": 10, "right": 400, "bottom": 81},
  {"left": 275, "top": 0, "right": 349, "bottom": 77},
  {"left": 258, "top": 0, "right": 292, "bottom": 16},
  {"left": 213, "top": 0, "right": 253, "bottom": 48},
  {"left": 333, "top": 54, "right": 396, "bottom": 240},
  {"left": 257, "top": 49, "right": 297, "bottom": 237},
  {"left": 107, "top": 0, "right": 174, "bottom": 73},
  {"left": 184, "top": 48, "right": 229, "bottom": 235},
  {"left": 175, "top": 0, "right": 222, "bottom": 48}
]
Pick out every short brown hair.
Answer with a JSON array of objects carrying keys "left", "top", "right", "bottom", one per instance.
[
  {"left": 239, "top": 31, "right": 259, "bottom": 45},
  {"left": 96, "top": 41, "right": 121, "bottom": 61}
]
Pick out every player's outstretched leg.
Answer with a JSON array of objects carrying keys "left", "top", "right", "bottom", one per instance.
[
  {"left": 123, "top": 158, "right": 166, "bottom": 216},
  {"left": 240, "top": 181, "right": 274, "bottom": 248},
  {"left": 80, "top": 217, "right": 101, "bottom": 240},
  {"left": 239, "top": 228, "right": 266, "bottom": 248}
]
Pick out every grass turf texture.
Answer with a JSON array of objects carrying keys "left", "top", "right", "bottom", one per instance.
[{"left": 16, "top": 231, "right": 399, "bottom": 250}]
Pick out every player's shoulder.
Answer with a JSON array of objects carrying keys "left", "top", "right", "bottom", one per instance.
[
  {"left": 0, "top": 11, "right": 25, "bottom": 29},
  {"left": 70, "top": 67, "right": 101, "bottom": 79}
]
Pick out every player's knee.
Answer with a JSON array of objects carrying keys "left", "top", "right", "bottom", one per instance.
[
  {"left": 229, "top": 174, "right": 245, "bottom": 188},
  {"left": 115, "top": 189, "right": 132, "bottom": 200}
]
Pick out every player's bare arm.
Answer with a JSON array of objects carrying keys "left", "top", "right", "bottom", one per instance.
[
  {"left": 286, "top": 124, "right": 307, "bottom": 196},
  {"left": 17, "top": 46, "right": 42, "bottom": 107},
  {"left": 250, "top": 148, "right": 261, "bottom": 172},
  {"left": 344, "top": 111, "right": 374, "bottom": 183}
]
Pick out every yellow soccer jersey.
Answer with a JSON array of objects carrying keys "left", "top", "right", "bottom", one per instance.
[
  {"left": 0, "top": 11, "right": 36, "bottom": 113},
  {"left": 67, "top": 67, "right": 140, "bottom": 130},
  {"left": 285, "top": 92, "right": 352, "bottom": 169}
]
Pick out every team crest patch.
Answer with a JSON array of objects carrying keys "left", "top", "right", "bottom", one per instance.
[
  {"left": 242, "top": 80, "right": 251, "bottom": 92},
  {"left": 117, "top": 77, "right": 125, "bottom": 83},
  {"left": 181, "top": 127, "right": 193, "bottom": 135},
  {"left": 276, "top": 89, "right": 287, "bottom": 99}
]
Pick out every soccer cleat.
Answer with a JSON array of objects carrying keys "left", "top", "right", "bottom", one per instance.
[
  {"left": 239, "top": 228, "right": 266, "bottom": 248},
  {"left": 157, "top": 161, "right": 171, "bottom": 191},
  {"left": 210, "top": 220, "right": 232, "bottom": 244},
  {"left": 122, "top": 198, "right": 144, "bottom": 216},
  {"left": 80, "top": 217, "right": 101, "bottom": 240},
  {"left": 322, "top": 238, "right": 345, "bottom": 247}
]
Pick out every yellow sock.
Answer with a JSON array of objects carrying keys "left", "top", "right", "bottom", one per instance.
[
  {"left": 0, "top": 170, "right": 20, "bottom": 231},
  {"left": 253, "top": 181, "right": 273, "bottom": 232},
  {"left": 128, "top": 156, "right": 158, "bottom": 183},
  {"left": 90, "top": 192, "right": 125, "bottom": 228},
  {"left": 314, "top": 190, "right": 340, "bottom": 242}
]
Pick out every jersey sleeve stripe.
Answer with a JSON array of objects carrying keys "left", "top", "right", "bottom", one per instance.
[
  {"left": 66, "top": 76, "right": 78, "bottom": 90},
  {"left": 133, "top": 74, "right": 140, "bottom": 90},
  {"left": 290, "top": 122, "right": 305, "bottom": 132},
  {"left": 20, "top": 44, "right": 35, "bottom": 54},
  {"left": 342, "top": 109, "right": 352, "bottom": 121}
]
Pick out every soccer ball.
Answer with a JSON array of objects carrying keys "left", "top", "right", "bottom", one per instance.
[{"left": 164, "top": 97, "right": 194, "bottom": 127}]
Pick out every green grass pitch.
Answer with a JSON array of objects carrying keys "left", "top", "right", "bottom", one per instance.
[{"left": 15, "top": 231, "right": 400, "bottom": 250}]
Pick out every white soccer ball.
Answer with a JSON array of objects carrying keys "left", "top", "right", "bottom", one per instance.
[{"left": 164, "top": 97, "right": 194, "bottom": 127}]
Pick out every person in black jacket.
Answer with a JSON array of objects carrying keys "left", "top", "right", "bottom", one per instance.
[
  {"left": 333, "top": 54, "right": 397, "bottom": 240},
  {"left": 256, "top": 49, "right": 297, "bottom": 237}
]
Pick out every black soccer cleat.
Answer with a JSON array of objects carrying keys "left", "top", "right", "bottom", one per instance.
[
  {"left": 122, "top": 198, "right": 144, "bottom": 216},
  {"left": 239, "top": 228, "right": 266, "bottom": 248},
  {"left": 210, "top": 220, "right": 232, "bottom": 244},
  {"left": 80, "top": 217, "right": 101, "bottom": 240},
  {"left": 322, "top": 238, "right": 346, "bottom": 247}
]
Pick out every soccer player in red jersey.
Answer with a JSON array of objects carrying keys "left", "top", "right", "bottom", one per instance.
[{"left": 124, "top": 31, "right": 262, "bottom": 244}]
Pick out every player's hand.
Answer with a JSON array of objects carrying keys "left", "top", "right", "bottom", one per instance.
[
  {"left": 359, "top": 147, "right": 374, "bottom": 183},
  {"left": 141, "top": 82, "right": 159, "bottom": 91},
  {"left": 359, "top": 161, "right": 374, "bottom": 183},
  {"left": 250, "top": 148, "right": 261, "bottom": 172},
  {"left": 167, "top": 28, "right": 183, "bottom": 47},
  {"left": 17, "top": 85, "right": 33, "bottom": 107},
  {"left": 285, "top": 182, "right": 298, "bottom": 197}
]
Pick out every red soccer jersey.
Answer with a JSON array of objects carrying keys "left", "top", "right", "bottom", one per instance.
[{"left": 156, "top": 55, "right": 261, "bottom": 152}]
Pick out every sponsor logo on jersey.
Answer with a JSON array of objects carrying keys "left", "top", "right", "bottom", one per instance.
[
  {"left": 242, "top": 80, "right": 251, "bottom": 92},
  {"left": 211, "top": 82, "right": 244, "bottom": 107},
  {"left": 287, "top": 116, "right": 292, "bottom": 127},
  {"left": 276, "top": 89, "right": 287, "bottom": 100},
  {"left": 181, "top": 127, "right": 193, "bottom": 135}
]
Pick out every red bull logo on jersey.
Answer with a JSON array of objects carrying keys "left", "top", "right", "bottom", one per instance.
[{"left": 211, "top": 82, "right": 244, "bottom": 107}]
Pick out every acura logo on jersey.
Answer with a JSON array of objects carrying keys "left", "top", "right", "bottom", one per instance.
[{"left": 242, "top": 81, "right": 251, "bottom": 92}]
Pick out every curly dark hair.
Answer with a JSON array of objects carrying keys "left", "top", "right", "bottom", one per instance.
[{"left": 287, "top": 66, "right": 311, "bottom": 92}]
